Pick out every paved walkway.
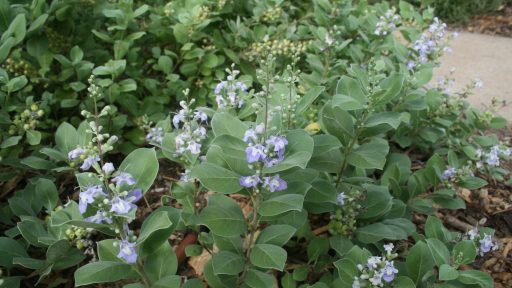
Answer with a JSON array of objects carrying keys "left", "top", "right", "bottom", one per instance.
[{"left": 434, "top": 31, "right": 512, "bottom": 121}]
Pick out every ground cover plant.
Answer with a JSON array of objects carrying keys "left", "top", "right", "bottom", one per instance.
[{"left": 0, "top": 0, "right": 510, "bottom": 287}]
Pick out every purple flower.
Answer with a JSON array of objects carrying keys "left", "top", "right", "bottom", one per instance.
[
  {"left": 352, "top": 278, "right": 361, "bottom": 288},
  {"left": 172, "top": 112, "right": 186, "bottom": 128},
  {"left": 214, "top": 81, "right": 227, "bottom": 95},
  {"left": 263, "top": 175, "right": 287, "bottom": 192},
  {"left": 110, "top": 196, "right": 136, "bottom": 215},
  {"left": 79, "top": 185, "right": 106, "bottom": 214},
  {"left": 187, "top": 140, "right": 201, "bottom": 154},
  {"left": 266, "top": 135, "right": 288, "bottom": 157},
  {"left": 236, "top": 81, "right": 247, "bottom": 92},
  {"left": 246, "top": 144, "right": 267, "bottom": 163},
  {"left": 102, "top": 162, "right": 115, "bottom": 174},
  {"left": 117, "top": 239, "right": 137, "bottom": 264},
  {"left": 80, "top": 155, "right": 100, "bottom": 171},
  {"left": 243, "top": 129, "right": 258, "bottom": 144},
  {"left": 112, "top": 172, "right": 137, "bottom": 186},
  {"left": 479, "top": 234, "right": 496, "bottom": 253},
  {"left": 68, "top": 148, "right": 84, "bottom": 161},
  {"left": 441, "top": 167, "right": 456, "bottom": 180},
  {"left": 146, "top": 127, "right": 164, "bottom": 145},
  {"left": 486, "top": 152, "right": 500, "bottom": 167},
  {"left": 383, "top": 243, "right": 394, "bottom": 254},
  {"left": 381, "top": 261, "right": 398, "bottom": 283},
  {"left": 366, "top": 256, "right": 382, "bottom": 269},
  {"left": 125, "top": 189, "right": 142, "bottom": 204},
  {"left": 85, "top": 210, "right": 113, "bottom": 224},
  {"left": 239, "top": 175, "right": 261, "bottom": 188},
  {"left": 193, "top": 110, "right": 208, "bottom": 123},
  {"left": 336, "top": 192, "right": 346, "bottom": 206},
  {"left": 264, "top": 158, "right": 280, "bottom": 168}
]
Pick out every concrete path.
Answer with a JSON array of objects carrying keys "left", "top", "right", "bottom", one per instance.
[{"left": 433, "top": 31, "right": 512, "bottom": 121}]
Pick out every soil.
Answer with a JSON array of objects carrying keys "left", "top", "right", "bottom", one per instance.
[{"left": 454, "top": 4, "right": 512, "bottom": 38}]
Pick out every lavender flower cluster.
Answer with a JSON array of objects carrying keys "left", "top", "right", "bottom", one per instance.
[
  {"left": 214, "top": 67, "right": 248, "bottom": 109},
  {"left": 408, "top": 17, "right": 451, "bottom": 70},
  {"left": 146, "top": 127, "right": 164, "bottom": 145},
  {"left": 172, "top": 100, "right": 208, "bottom": 156},
  {"left": 466, "top": 228, "right": 499, "bottom": 256},
  {"left": 239, "top": 125, "right": 288, "bottom": 192},
  {"left": 441, "top": 145, "right": 511, "bottom": 182},
  {"left": 374, "top": 9, "right": 401, "bottom": 36},
  {"left": 352, "top": 244, "right": 399, "bottom": 288},
  {"left": 78, "top": 164, "right": 141, "bottom": 263},
  {"left": 475, "top": 145, "right": 511, "bottom": 168},
  {"left": 67, "top": 119, "right": 118, "bottom": 171}
]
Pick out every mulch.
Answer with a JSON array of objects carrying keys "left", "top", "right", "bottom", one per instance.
[{"left": 453, "top": 4, "right": 512, "bottom": 37}]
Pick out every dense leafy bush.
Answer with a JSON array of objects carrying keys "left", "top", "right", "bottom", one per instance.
[{"left": 0, "top": 0, "right": 510, "bottom": 287}]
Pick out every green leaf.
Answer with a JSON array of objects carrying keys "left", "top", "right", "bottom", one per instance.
[
  {"left": 191, "top": 163, "right": 242, "bottom": 194},
  {"left": 74, "top": 261, "right": 137, "bottom": 286},
  {"left": 243, "top": 269, "right": 275, "bottom": 288},
  {"left": 200, "top": 195, "right": 246, "bottom": 237},
  {"left": 6, "top": 76, "right": 27, "bottom": 93},
  {"left": 211, "top": 112, "right": 248, "bottom": 139},
  {"left": 0, "top": 136, "right": 21, "bottom": 148},
  {"left": 151, "top": 275, "right": 183, "bottom": 288},
  {"left": 4, "top": 14, "right": 26, "bottom": 45},
  {"left": 256, "top": 225, "right": 297, "bottom": 246},
  {"left": 406, "top": 242, "right": 434, "bottom": 285},
  {"left": 137, "top": 211, "right": 174, "bottom": 255},
  {"left": 158, "top": 55, "right": 173, "bottom": 74},
  {"left": 212, "top": 251, "right": 244, "bottom": 275},
  {"left": 55, "top": 122, "right": 78, "bottom": 154},
  {"left": 17, "top": 219, "right": 49, "bottom": 247},
  {"left": 457, "top": 270, "right": 493, "bottom": 287},
  {"left": 426, "top": 238, "right": 450, "bottom": 266},
  {"left": 296, "top": 86, "right": 325, "bottom": 114},
  {"left": 332, "top": 94, "right": 364, "bottom": 110},
  {"left": 439, "top": 264, "right": 458, "bottom": 281},
  {"left": 373, "top": 73, "right": 405, "bottom": 106},
  {"left": 425, "top": 216, "right": 451, "bottom": 242},
  {"left": 26, "top": 130, "right": 41, "bottom": 145},
  {"left": 312, "top": 135, "right": 342, "bottom": 156},
  {"left": 262, "top": 129, "right": 314, "bottom": 174},
  {"left": 0, "top": 36, "right": 15, "bottom": 63},
  {"left": 35, "top": 178, "right": 59, "bottom": 211},
  {"left": 347, "top": 140, "right": 389, "bottom": 169},
  {"left": 27, "top": 14, "right": 48, "bottom": 34},
  {"left": 12, "top": 257, "right": 46, "bottom": 269},
  {"left": 329, "top": 235, "right": 354, "bottom": 256},
  {"left": 452, "top": 240, "right": 477, "bottom": 265},
  {"left": 0, "top": 237, "right": 29, "bottom": 268},
  {"left": 459, "top": 177, "right": 488, "bottom": 190},
  {"left": 250, "top": 244, "right": 287, "bottom": 271},
  {"left": 97, "top": 239, "right": 121, "bottom": 262},
  {"left": 357, "top": 184, "right": 392, "bottom": 220},
  {"left": 259, "top": 194, "right": 304, "bottom": 217},
  {"left": 355, "top": 222, "right": 408, "bottom": 243},
  {"left": 46, "top": 239, "right": 85, "bottom": 270},
  {"left": 207, "top": 135, "right": 252, "bottom": 175},
  {"left": 393, "top": 276, "right": 416, "bottom": 288},
  {"left": 144, "top": 243, "right": 178, "bottom": 283},
  {"left": 333, "top": 258, "right": 358, "bottom": 287},
  {"left": 335, "top": 76, "right": 366, "bottom": 105},
  {"left": 320, "top": 103, "right": 354, "bottom": 143},
  {"left": 362, "top": 112, "right": 402, "bottom": 137},
  {"left": 118, "top": 148, "right": 159, "bottom": 193},
  {"left": 307, "top": 237, "right": 330, "bottom": 261}
]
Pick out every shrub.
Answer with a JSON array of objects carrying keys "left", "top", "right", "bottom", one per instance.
[{"left": 0, "top": 0, "right": 509, "bottom": 287}]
